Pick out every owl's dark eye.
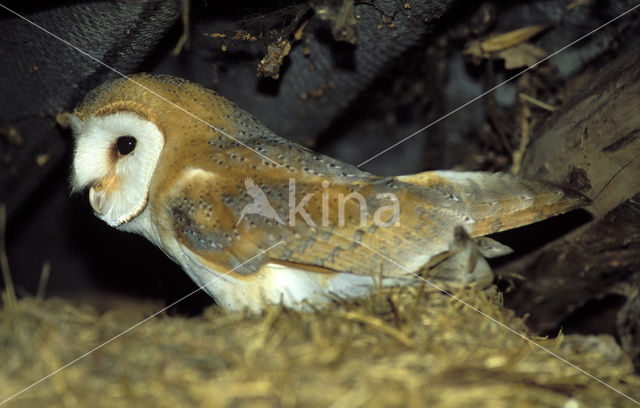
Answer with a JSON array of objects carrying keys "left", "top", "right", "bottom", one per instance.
[{"left": 116, "top": 136, "right": 137, "bottom": 155}]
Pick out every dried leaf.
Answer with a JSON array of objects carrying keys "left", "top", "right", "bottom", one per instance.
[
  {"left": 480, "top": 24, "right": 549, "bottom": 53},
  {"left": 497, "top": 42, "right": 547, "bottom": 69},
  {"left": 257, "top": 38, "right": 292, "bottom": 80}
]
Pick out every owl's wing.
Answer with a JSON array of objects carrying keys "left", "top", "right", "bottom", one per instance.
[
  {"left": 396, "top": 170, "right": 588, "bottom": 236},
  {"left": 166, "top": 165, "right": 585, "bottom": 283}
]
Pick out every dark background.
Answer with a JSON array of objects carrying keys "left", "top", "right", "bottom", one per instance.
[{"left": 1, "top": 0, "right": 638, "bottom": 324}]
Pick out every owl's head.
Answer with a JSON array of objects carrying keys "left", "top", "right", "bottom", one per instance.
[
  {"left": 71, "top": 74, "right": 242, "bottom": 228},
  {"left": 71, "top": 108, "right": 164, "bottom": 227},
  {"left": 70, "top": 75, "right": 174, "bottom": 227}
]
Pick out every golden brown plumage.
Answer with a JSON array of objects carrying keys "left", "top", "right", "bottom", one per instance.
[{"left": 71, "top": 74, "right": 584, "bottom": 311}]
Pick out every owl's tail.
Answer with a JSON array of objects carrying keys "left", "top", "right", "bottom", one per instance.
[{"left": 396, "top": 170, "right": 589, "bottom": 237}]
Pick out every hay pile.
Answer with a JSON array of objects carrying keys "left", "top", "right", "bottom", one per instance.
[{"left": 1, "top": 287, "right": 638, "bottom": 407}]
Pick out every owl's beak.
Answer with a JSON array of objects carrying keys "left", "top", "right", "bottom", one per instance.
[{"left": 89, "top": 186, "right": 106, "bottom": 215}]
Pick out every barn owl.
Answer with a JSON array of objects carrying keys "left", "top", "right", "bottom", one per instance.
[{"left": 71, "top": 74, "right": 583, "bottom": 312}]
